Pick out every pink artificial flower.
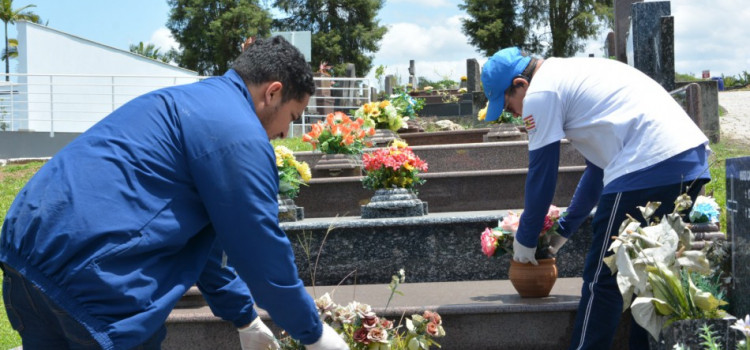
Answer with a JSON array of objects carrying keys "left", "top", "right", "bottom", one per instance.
[
  {"left": 481, "top": 227, "right": 498, "bottom": 257},
  {"left": 426, "top": 321, "right": 440, "bottom": 336},
  {"left": 547, "top": 205, "right": 561, "bottom": 220},
  {"left": 500, "top": 212, "right": 520, "bottom": 234}
]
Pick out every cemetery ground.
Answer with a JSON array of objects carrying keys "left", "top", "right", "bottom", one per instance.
[{"left": 1, "top": 92, "right": 750, "bottom": 349}]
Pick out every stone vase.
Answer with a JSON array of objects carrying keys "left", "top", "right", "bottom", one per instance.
[
  {"left": 360, "top": 188, "right": 428, "bottom": 219},
  {"left": 648, "top": 317, "right": 741, "bottom": 350},
  {"left": 368, "top": 128, "right": 399, "bottom": 147},
  {"left": 312, "top": 153, "right": 362, "bottom": 177},
  {"left": 508, "top": 258, "right": 557, "bottom": 298},
  {"left": 278, "top": 194, "right": 304, "bottom": 222}
]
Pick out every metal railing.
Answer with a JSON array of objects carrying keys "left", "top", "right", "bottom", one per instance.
[{"left": 0, "top": 74, "right": 373, "bottom": 137}]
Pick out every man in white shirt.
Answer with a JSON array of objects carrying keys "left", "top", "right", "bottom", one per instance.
[{"left": 481, "top": 47, "right": 710, "bottom": 349}]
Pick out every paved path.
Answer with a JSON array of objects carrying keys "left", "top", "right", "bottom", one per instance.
[{"left": 718, "top": 90, "right": 750, "bottom": 146}]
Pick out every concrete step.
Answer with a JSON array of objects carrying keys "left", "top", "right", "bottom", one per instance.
[{"left": 164, "top": 278, "right": 630, "bottom": 350}]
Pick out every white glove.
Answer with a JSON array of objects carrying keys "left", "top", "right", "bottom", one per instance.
[
  {"left": 548, "top": 235, "right": 568, "bottom": 255},
  {"left": 306, "top": 323, "right": 349, "bottom": 350},
  {"left": 513, "top": 239, "right": 538, "bottom": 265},
  {"left": 238, "top": 317, "right": 280, "bottom": 350}
]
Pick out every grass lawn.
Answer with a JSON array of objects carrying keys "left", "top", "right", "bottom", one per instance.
[
  {"left": 0, "top": 137, "right": 748, "bottom": 348},
  {"left": 1, "top": 161, "right": 43, "bottom": 350}
]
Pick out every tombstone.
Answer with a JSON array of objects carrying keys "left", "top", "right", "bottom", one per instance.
[
  {"left": 341, "top": 63, "right": 357, "bottom": 108},
  {"left": 675, "top": 80, "right": 720, "bottom": 143},
  {"left": 605, "top": 31, "right": 616, "bottom": 58},
  {"left": 313, "top": 72, "right": 334, "bottom": 116},
  {"left": 614, "top": 0, "right": 643, "bottom": 63},
  {"left": 630, "top": 1, "right": 674, "bottom": 91},
  {"left": 384, "top": 74, "right": 395, "bottom": 96},
  {"left": 726, "top": 156, "right": 750, "bottom": 319},
  {"left": 408, "top": 60, "right": 417, "bottom": 89},
  {"left": 466, "top": 58, "right": 481, "bottom": 93}
]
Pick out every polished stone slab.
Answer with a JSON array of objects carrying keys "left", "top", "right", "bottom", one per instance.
[{"left": 726, "top": 156, "right": 750, "bottom": 318}]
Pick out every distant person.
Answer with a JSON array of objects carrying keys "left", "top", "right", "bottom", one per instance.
[
  {"left": 1, "top": 36, "right": 348, "bottom": 350},
  {"left": 481, "top": 47, "right": 710, "bottom": 349}
]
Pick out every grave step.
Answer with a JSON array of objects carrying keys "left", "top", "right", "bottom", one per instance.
[
  {"left": 164, "top": 278, "right": 630, "bottom": 350},
  {"left": 293, "top": 140, "right": 584, "bottom": 176},
  {"left": 292, "top": 165, "right": 586, "bottom": 218}
]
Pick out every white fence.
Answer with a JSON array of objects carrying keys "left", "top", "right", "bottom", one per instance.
[{"left": 0, "top": 74, "right": 373, "bottom": 137}]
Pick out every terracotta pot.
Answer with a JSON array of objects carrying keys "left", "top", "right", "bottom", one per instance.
[{"left": 508, "top": 258, "right": 557, "bottom": 298}]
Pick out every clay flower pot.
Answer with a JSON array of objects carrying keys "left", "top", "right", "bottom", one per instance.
[{"left": 508, "top": 258, "right": 558, "bottom": 298}]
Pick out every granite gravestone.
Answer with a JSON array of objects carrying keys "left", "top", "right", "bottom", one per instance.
[
  {"left": 726, "top": 156, "right": 750, "bottom": 318},
  {"left": 614, "top": 0, "right": 643, "bottom": 63},
  {"left": 630, "top": 1, "right": 674, "bottom": 91},
  {"left": 408, "top": 60, "right": 417, "bottom": 89},
  {"left": 466, "top": 58, "right": 481, "bottom": 93}
]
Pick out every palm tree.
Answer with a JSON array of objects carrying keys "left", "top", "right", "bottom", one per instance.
[{"left": 0, "top": 0, "right": 38, "bottom": 81}]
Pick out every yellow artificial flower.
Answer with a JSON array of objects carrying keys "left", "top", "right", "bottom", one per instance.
[
  {"left": 296, "top": 161, "right": 312, "bottom": 182},
  {"left": 477, "top": 102, "right": 488, "bottom": 121},
  {"left": 379, "top": 100, "right": 390, "bottom": 109},
  {"left": 391, "top": 139, "right": 408, "bottom": 149}
]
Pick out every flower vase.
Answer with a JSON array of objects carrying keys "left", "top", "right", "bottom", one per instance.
[
  {"left": 360, "top": 188, "right": 428, "bottom": 219},
  {"left": 368, "top": 128, "right": 399, "bottom": 147},
  {"left": 508, "top": 258, "right": 557, "bottom": 298},
  {"left": 312, "top": 153, "right": 362, "bottom": 177},
  {"left": 278, "top": 194, "right": 304, "bottom": 222}
]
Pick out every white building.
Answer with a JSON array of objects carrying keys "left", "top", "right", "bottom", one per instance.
[{"left": 5, "top": 20, "right": 200, "bottom": 133}]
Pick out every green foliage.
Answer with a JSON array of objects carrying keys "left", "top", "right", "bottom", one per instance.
[
  {"left": 166, "top": 0, "right": 272, "bottom": 75},
  {"left": 129, "top": 41, "right": 177, "bottom": 63},
  {"left": 0, "top": 0, "right": 40, "bottom": 79},
  {"left": 676, "top": 72, "right": 701, "bottom": 82},
  {"left": 272, "top": 0, "right": 387, "bottom": 77},
  {"left": 458, "top": 0, "right": 529, "bottom": 57},
  {"left": 522, "top": 0, "right": 612, "bottom": 57},
  {"left": 720, "top": 71, "right": 750, "bottom": 89}
]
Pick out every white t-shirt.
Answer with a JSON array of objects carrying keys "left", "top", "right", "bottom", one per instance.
[{"left": 523, "top": 57, "right": 709, "bottom": 186}]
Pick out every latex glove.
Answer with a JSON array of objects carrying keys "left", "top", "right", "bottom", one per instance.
[
  {"left": 548, "top": 235, "right": 568, "bottom": 255},
  {"left": 238, "top": 317, "right": 280, "bottom": 350},
  {"left": 513, "top": 239, "right": 538, "bottom": 265},
  {"left": 306, "top": 323, "right": 349, "bottom": 350}
]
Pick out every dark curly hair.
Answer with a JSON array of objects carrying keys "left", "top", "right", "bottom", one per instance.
[{"left": 231, "top": 36, "right": 315, "bottom": 103}]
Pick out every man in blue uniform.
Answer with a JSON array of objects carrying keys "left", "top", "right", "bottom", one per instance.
[
  {"left": 1, "top": 36, "right": 347, "bottom": 349},
  {"left": 481, "top": 47, "right": 710, "bottom": 349}
]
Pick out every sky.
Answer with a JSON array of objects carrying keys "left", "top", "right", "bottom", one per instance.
[{"left": 9, "top": 0, "right": 750, "bottom": 87}]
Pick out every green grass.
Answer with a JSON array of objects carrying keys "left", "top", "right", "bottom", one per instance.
[
  {"left": 1, "top": 161, "right": 44, "bottom": 350},
  {"left": 271, "top": 137, "right": 312, "bottom": 152}
]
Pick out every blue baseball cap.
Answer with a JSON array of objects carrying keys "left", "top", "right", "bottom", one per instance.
[{"left": 481, "top": 47, "right": 531, "bottom": 122}]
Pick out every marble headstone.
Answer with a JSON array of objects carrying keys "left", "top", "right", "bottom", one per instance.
[
  {"left": 384, "top": 74, "right": 395, "bottom": 96},
  {"left": 727, "top": 156, "right": 750, "bottom": 318}
]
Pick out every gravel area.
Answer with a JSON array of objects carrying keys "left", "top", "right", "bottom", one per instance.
[{"left": 718, "top": 90, "right": 750, "bottom": 146}]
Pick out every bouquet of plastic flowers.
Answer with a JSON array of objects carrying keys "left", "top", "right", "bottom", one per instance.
[
  {"left": 302, "top": 111, "right": 375, "bottom": 154},
  {"left": 361, "top": 139, "right": 428, "bottom": 192},
  {"left": 354, "top": 100, "right": 405, "bottom": 132},
  {"left": 274, "top": 145, "right": 311, "bottom": 199},
  {"left": 277, "top": 293, "right": 445, "bottom": 350},
  {"left": 480, "top": 205, "right": 562, "bottom": 260},
  {"left": 477, "top": 101, "right": 522, "bottom": 125},
  {"left": 389, "top": 90, "right": 425, "bottom": 120},
  {"left": 688, "top": 195, "right": 721, "bottom": 224}
]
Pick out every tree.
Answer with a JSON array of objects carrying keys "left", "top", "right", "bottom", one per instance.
[
  {"left": 522, "top": 0, "right": 612, "bottom": 57},
  {"left": 272, "top": 0, "right": 387, "bottom": 77},
  {"left": 459, "top": 0, "right": 611, "bottom": 58},
  {"left": 0, "top": 0, "right": 39, "bottom": 81},
  {"left": 166, "top": 0, "right": 272, "bottom": 75},
  {"left": 458, "top": 0, "right": 534, "bottom": 57},
  {"left": 129, "top": 41, "right": 177, "bottom": 63}
]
